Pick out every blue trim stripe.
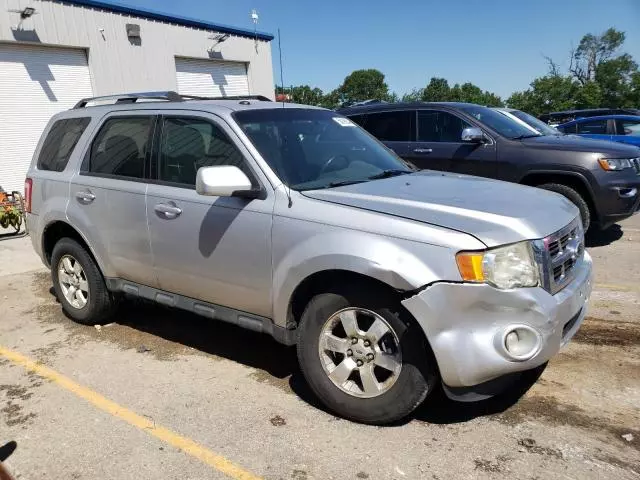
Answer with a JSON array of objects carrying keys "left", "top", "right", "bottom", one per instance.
[{"left": 57, "top": 0, "right": 274, "bottom": 41}]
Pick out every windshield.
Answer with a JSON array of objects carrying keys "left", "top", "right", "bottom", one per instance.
[
  {"left": 509, "top": 110, "right": 562, "bottom": 136},
  {"left": 233, "top": 108, "right": 412, "bottom": 191},
  {"left": 460, "top": 105, "right": 542, "bottom": 139}
]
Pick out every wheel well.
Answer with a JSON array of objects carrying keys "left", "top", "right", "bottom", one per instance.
[
  {"left": 42, "top": 222, "right": 93, "bottom": 267},
  {"left": 520, "top": 173, "right": 597, "bottom": 218},
  {"left": 287, "top": 270, "right": 402, "bottom": 328}
]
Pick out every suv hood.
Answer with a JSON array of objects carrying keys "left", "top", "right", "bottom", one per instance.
[
  {"left": 303, "top": 171, "right": 578, "bottom": 247},
  {"left": 522, "top": 134, "right": 640, "bottom": 156}
]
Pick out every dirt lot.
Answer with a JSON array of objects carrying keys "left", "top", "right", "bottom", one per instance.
[{"left": 0, "top": 217, "right": 638, "bottom": 479}]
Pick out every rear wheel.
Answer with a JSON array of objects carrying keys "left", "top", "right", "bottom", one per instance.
[
  {"left": 296, "top": 286, "right": 437, "bottom": 424},
  {"left": 51, "top": 238, "right": 118, "bottom": 325},
  {"left": 538, "top": 183, "right": 591, "bottom": 231}
]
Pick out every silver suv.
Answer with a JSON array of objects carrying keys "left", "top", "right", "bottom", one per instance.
[{"left": 25, "top": 92, "right": 593, "bottom": 424}]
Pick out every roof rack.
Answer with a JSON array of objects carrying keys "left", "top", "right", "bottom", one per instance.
[{"left": 73, "top": 91, "right": 272, "bottom": 109}]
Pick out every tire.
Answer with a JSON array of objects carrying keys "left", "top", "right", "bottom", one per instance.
[
  {"left": 296, "top": 286, "right": 437, "bottom": 424},
  {"left": 538, "top": 183, "right": 591, "bottom": 231},
  {"left": 51, "top": 237, "right": 118, "bottom": 325}
]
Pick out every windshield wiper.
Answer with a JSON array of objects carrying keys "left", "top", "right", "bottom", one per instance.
[
  {"left": 512, "top": 133, "right": 542, "bottom": 140},
  {"left": 367, "top": 169, "right": 412, "bottom": 180},
  {"left": 326, "top": 179, "right": 369, "bottom": 188}
]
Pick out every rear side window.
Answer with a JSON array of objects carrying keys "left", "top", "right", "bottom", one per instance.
[
  {"left": 558, "top": 124, "right": 576, "bottom": 134},
  {"left": 363, "top": 111, "right": 413, "bottom": 142},
  {"left": 88, "top": 117, "right": 152, "bottom": 179},
  {"left": 576, "top": 119, "right": 607, "bottom": 134},
  {"left": 37, "top": 117, "right": 90, "bottom": 172},
  {"left": 348, "top": 114, "right": 367, "bottom": 127}
]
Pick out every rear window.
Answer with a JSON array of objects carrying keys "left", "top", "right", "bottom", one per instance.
[{"left": 37, "top": 117, "right": 91, "bottom": 172}]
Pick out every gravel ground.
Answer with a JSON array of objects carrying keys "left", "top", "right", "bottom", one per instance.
[{"left": 0, "top": 216, "right": 638, "bottom": 480}]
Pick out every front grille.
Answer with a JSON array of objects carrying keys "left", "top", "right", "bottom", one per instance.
[
  {"left": 535, "top": 218, "right": 584, "bottom": 295},
  {"left": 633, "top": 157, "right": 640, "bottom": 175}
]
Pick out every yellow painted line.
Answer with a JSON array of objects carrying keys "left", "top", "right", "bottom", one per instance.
[
  {"left": 0, "top": 345, "right": 262, "bottom": 480},
  {"left": 594, "top": 283, "right": 640, "bottom": 293}
]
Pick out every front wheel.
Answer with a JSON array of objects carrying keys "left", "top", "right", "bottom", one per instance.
[
  {"left": 538, "top": 183, "right": 591, "bottom": 231},
  {"left": 296, "top": 287, "right": 437, "bottom": 424}
]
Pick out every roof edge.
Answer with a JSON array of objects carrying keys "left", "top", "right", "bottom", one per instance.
[{"left": 58, "top": 0, "right": 275, "bottom": 41}]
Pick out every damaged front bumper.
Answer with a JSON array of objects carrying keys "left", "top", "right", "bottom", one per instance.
[{"left": 401, "top": 252, "right": 593, "bottom": 396}]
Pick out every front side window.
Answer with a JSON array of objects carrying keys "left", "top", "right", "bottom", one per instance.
[
  {"left": 618, "top": 119, "right": 640, "bottom": 137},
  {"left": 38, "top": 117, "right": 91, "bottom": 172},
  {"left": 89, "top": 117, "right": 152, "bottom": 178},
  {"left": 234, "top": 108, "right": 412, "bottom": 191},
  {"left": 576, "top": 119, "right": 608, "bottom": 134},
  {"left": 362, "top": 111, "right": 413, "bottom": 142},
  {"left": 418, "top": 110, "right": 471, "bottom": 142},
  {"left": 460, "top": 105, "right": 541, "bottom": 139},
  {"left": 159, "top": 117, "right": 251, "bottom": 186}
]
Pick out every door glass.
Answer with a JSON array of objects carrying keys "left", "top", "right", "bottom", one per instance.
[
  {"left": 417, "top": 111, "right": 471, "bottom": 142},
  {"left": 89, "top": 117, "right": 152, "bottom": 178},
  {"left": 159, "top": 117, "right": 251, "bottom": 186},
  {"left": 619, "top": 120, "right": 640, "bottom": 137},
  {"left": 576, "top": 119, "right": 608, "bottom": 134},
  {"left": 363, "top": 111, "right": 413, "bottom": 141}
]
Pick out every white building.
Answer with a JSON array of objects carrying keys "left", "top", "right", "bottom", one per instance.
[{"left": 0, "top": 0, "right": 275, "bottom": 193}]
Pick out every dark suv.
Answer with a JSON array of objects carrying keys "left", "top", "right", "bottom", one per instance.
[{"left": 339, "top": 102, "right": 640, "bottom": 232}]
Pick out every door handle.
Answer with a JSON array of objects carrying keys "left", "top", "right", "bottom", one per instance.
[
  {"left": 413, "top": 148, "right": 433, "bottom": 154},
  {"left": 75, "top": 191, "right": 96, "bottom": 203},
  {"left": 154, "top": 203, "right": 182, "bottom": 219}
]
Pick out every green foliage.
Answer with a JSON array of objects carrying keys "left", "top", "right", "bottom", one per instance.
[
  {"left": 338, "top": 69, "right": 391, "bottom": 104},
  {"left": 0, "top": 206, "right": 22, "bottom": 231},
  {"left": 508, "top": 27, "right": 639, "bottom": 114},
  {"left": 278, "top": 27, "right": 637, "bottom": 116}
]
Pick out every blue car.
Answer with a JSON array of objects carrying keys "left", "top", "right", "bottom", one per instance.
[{"left": 557, "top": 115, "right": 640, "bottom": 146}]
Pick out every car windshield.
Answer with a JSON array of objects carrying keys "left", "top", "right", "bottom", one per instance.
[
  {"left": 460, "top": 105, "right": 543, "bottom": 139},
  {"left": 509, "top": 110, "right": 561, "bottom": 136},
  {"left": 233, "top": 108, "right": 413, "bottom": 191}
]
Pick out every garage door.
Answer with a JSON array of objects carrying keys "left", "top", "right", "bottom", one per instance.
[
  {"left": 175, "top": 57, "right": 250, "bottom": 97},
  {"left": 0, "top": 44, "right": 93, "bottom": 194}
]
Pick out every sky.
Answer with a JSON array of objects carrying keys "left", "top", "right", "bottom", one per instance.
[{"left": 114, "top": 0, "right": 640, "bottom": 100}]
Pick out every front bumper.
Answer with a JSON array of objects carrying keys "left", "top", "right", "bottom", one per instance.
[
  {"left": 595, "top": 178, "right": 640, "bottom": 228},
  {"left": 401, "top": 251, "right": 593, "bottom": 389}
]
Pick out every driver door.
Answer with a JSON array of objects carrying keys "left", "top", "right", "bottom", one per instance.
[{"left": 145, "top": 112, "right": 274, "bottom": 317}]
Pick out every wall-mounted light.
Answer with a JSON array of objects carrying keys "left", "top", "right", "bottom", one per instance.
[
  {"left": 20, "top": 7, "right": 36, "bottom": 19},
  {"left": 126, "top": 23, "right": 141, "bottom": 38}
]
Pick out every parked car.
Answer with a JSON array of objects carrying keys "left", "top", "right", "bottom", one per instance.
[
  {"left": 557, "top": 115, "right": 640, "bottom": 147},
  {"left": 540, "top": 108, "right": 640, "bottom": 127},
  {"left": 27, "top": 92, "right": 592, "bottom": 424},
  {"left": 493, "top": 107, "right": 563, "bottom": 136},
  {"left": 339, "top": 102, "right": 640, "bottom": 232}
]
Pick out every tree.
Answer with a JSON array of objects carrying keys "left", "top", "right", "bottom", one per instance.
[
  {"left": 570, "top": 28, "right": 626, "bottom": 85},
  {"left": 338, "top": 69, "right": 390, "bottom": 104},
  {"left": 507, "top": 75, "right": 578, "bottom": 116},
  {"left": 420, "top": 77, "right": 451, "bottom": 102},
  {"left": 290, "top": 85, "right": 324, "bottom": 106},
  {"left": 594, "top": 54, "right": 638, "bottom": 107}
]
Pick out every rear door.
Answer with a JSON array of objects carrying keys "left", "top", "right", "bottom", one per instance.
[
  {"left": 69, "top": 113, "right": 156, "bottom": 287},
  {"left": 575, "top": 118, "right": 612, "bottom": 141},
  {"left": 613, "top": 118, "right": 640, "bottom": 146},
  {"left": 145, "top": 112, "right": 273, "bottom": 317},
  {"left": 357, "top": 110, "right": 413, "bottom": 159}
]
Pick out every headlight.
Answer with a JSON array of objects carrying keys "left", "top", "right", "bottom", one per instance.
[
  {"left": 456, "top": 241, "right": 539, "bottom": 289},
  {"left": 598, "top": 158, "right": 633, "bottom": 171}
]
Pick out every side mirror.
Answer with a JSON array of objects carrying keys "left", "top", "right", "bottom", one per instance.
[
  {"left": 196, "top": 166, "right": 254, "bottom": 197},
  {"left": 461, "top": 127, "right": 486, "bottom": 143}
]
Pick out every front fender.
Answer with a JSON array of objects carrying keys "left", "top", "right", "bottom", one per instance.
[{"left": 272, "top": 229, "right": 460, "bottom": 328}]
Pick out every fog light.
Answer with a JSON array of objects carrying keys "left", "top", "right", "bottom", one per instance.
[{"left": 502, "top": 326, "right": 540, "bottom": 360}]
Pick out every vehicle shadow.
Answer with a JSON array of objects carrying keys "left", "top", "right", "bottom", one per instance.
[
  {"left": 586, "top": 224, "right": 623, "bottom": 248},
  {"left": 50, "top": 290, "right": 546, "bottom": 426}
]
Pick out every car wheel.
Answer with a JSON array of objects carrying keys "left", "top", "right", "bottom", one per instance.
[
  {"left": 51, "top": 237, "right": 118, "bottom": 325},
  {"left": 296, "top": 286, "right": 437, "bottom": 424},
  {"left": 538, "top": 183, "right": 591, "bottom": 231}
]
